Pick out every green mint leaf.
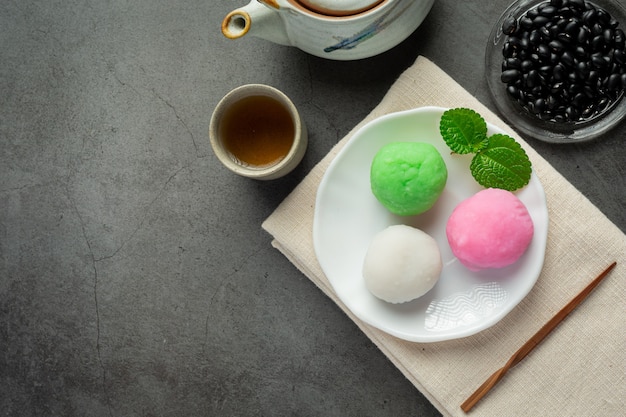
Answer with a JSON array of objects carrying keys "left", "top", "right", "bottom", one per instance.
[
  {"left": 469, "top": 134, "right": 532, "bottom": 191},
  {"left": 439, "top": 108, "right": 489, "bottom": 154},
  {"left": 439, "top": 108, "right": 533, "bottom": 191}
]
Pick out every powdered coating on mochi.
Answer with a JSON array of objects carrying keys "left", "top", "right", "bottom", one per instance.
[
  {"left": 370, "top": 142, "right": 448, "bottom": 216},
  {"left": 446, "top": 188, "right": 534, "bottom": 271},
  {"left": 363, "top": 225, "right": 442, "bottom": 304}
]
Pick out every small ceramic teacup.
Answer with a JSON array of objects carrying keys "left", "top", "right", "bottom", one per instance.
[{"left": 209, "top": 84, "right": 307, "bottom": 180}]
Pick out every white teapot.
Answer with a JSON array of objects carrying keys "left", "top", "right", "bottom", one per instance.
[{"left": 221, "top": 0, "right": 435, "bottom": 60}]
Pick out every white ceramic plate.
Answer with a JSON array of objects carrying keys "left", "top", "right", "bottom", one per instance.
[{"left": 313, "top": 106, "right": 548, "bottom": 342}]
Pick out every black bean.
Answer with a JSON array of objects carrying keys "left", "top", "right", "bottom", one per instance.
[
  {"left": 555, "top": 18, "right": 568, "bottom": 31},
  {"left": 581, "top": 106, "right": 595, "bottom": 118},
  {"left": 577, "top": 27, "right": 590, "bottom": 44},
  {"left": 547, "top": 22, "right": 558, "bottom": 37},
  {"left": 539, "top": 64, "right": 553, "bottom": 77},
  {"left": 503, "top": 41, "right": 515, "bottom": 57},
  {"left": 591, "top": 35, "right": 605, "bottom": 51},
  {"left": 539, "top": 111, "right": 554, "bottom": 121},
  {"left": 557, "top": 32, "right": 573, "bottom": 44},
  {"left": 615, "top": 49, "right": 625, "bottom": 65},
  {"left": 568, "top": 71, "right": 579, "bottom": 83},
  {"left": 603, "top": 28, "right": 613, "bottom": 44},
  {"left": 502, "top": 69, "right": 521, "bottom": 83},
  {"left": 561, "top": 50, "right": 575, "bottom": 67},
  {"left": 553, "top": 63, "right": 566, "bottom": 81},
  {"left": 520, "top": 16, "right": 534, "bottom": 29},
  {"left": 530, "top": 53, "right": 542, "bottom": 64},
  {"left": 565, "top": 106, "right": 579, "bottom": 120},
  {"left": 615, "top": 29, "right": 625, "bottom": 48},
  {"left": 565, "top": 21, "right": 579, "bottom": 37},
  {"left": 527, "top": 69, "right": 540, "bottom": 87},
  {"left": 550, "top": 52, "right": 560, "bottom": 64},
  {"left": 539, "top": 5, "right": 557, "bottom": 17},
  {"left": 567, "top": 81, "right": 583, "bottom": 97},
  {"left": 530, "top": 29, "right": 542, "bottom": 44},
  {"left": 503, "top": 16, "right": 518, "bottom": 34},
  {"left": 582, "top": 9, "right": 597, "bottom": 25},
  {"left": 521, "top": 59, "right": 534, "bottom": 72},
  {"left": 505, "top": 57, "right": 522, "bottom": 69},
  {"left": 597, "top": 8, "right": 611, "bottom": 26},
  {"left": 591, "top": 52, "right": 609, "bottom": 68},
  {"left": 507, "top": 85, "right": 519, "bottom": 98},
  {"left": 590, "top": 53, "right": 604, "bottom": 68},
  {"left": 549, "top": 39, "right": 565, "bottom": 52},
  {"left": 609, "top": 62, "right": 622, "bottom": 76},
  {"left": 597, "top": 97, "right": 611, "bottom": 111},
  {"left": 574, "top": 45, "right": 587, "bottom": 58},
  {"left": 600, "top": 55, "right": 614, "bottom": 68},
  {"left": 572, "top": 92, "right": 586, "bottom": 106},
  {"left": 592, "top": 23, "right": 603, "bottom": 36},
  {"left": 551, "top": 81, "right": 565, "bottom": 93},
  {"left": 607, "top": 73, "right": 621, "bottom": 90},
  {"left": 559, "top": 6, "right": 575, "bottom": 18},
  {"left": 533, "top": 15, "right": 551, "bottom": 27},
  {"left": 509, "top": 36, "right": 522, "bottom": 48},
  {"left": 621, "top": 73, "right": 626, "bottom": 89},
  {"left": 534, "top": 98, "right": 547, "bottom": 113},
  {"left": 531, "top": 85, "right": 543, "bottom": 96},
  {"left": 520, "top": 35, "right": 531, "bottom": 49},
  {"left": 577, "top": 61, "right": 590, "bottom": 77},
  {"left": 569, "top": 0, "right": 585, "bottom": 10}
]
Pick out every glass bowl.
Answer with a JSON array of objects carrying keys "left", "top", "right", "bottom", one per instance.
[{"left": 486, "top": 0, "right": 626, "bottom": 143}]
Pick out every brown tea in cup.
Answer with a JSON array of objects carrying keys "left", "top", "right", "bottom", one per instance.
[
  {"left": 220, "top": 95, "right": 295, "bottom": 167},
  {"left": 209, "top": 84, "right": 307, "bottom": 180}
]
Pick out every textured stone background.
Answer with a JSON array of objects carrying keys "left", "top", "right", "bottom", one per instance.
[{"left": 1, "top": 0, "right": 624, "bottom": 416}]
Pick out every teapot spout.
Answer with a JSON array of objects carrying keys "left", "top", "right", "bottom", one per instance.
[{"left": 221, "top": 0, "right": 290, "bottom": 46}]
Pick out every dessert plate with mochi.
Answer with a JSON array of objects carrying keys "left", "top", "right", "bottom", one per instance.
[{"left": 313, "top": 106, "right": 549, "bottom": 342}]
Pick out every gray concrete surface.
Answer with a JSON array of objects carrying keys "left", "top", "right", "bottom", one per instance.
[{"left": 1, "top": 0, "right": 624, "bottom": 416}]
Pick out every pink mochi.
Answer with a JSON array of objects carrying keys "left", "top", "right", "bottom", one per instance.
[{"left": 446, "top": 188, "right": 534, "bottom": 271}]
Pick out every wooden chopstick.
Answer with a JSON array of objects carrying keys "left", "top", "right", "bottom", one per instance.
[{"left": 461, "top": 261, "right": 617, "bottom": 413}]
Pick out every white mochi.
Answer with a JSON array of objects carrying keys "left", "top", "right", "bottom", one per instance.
[{"left": 363, "top": 225, "right": 442, "bottom": 304}]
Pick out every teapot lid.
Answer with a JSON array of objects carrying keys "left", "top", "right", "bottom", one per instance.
[{"left": 295, "top": 0, "right": 384, "bottom": 16}]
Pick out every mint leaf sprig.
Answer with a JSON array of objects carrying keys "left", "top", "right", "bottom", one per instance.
[{"left": 439, "top": 108, "right": 532, "bottom": 191}]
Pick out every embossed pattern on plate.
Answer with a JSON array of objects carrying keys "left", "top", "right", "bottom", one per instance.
[{"left": 425, "top": 282, "right": 508, "bottom": 332}]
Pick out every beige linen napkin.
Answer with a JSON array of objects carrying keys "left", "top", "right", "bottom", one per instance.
[{"left": 262, "top": 56, "right": 625, "bottom": 416}]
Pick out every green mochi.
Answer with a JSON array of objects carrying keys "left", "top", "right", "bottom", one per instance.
[{"left": 370, "top": 142, "right": 448, "bottom": 216}]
